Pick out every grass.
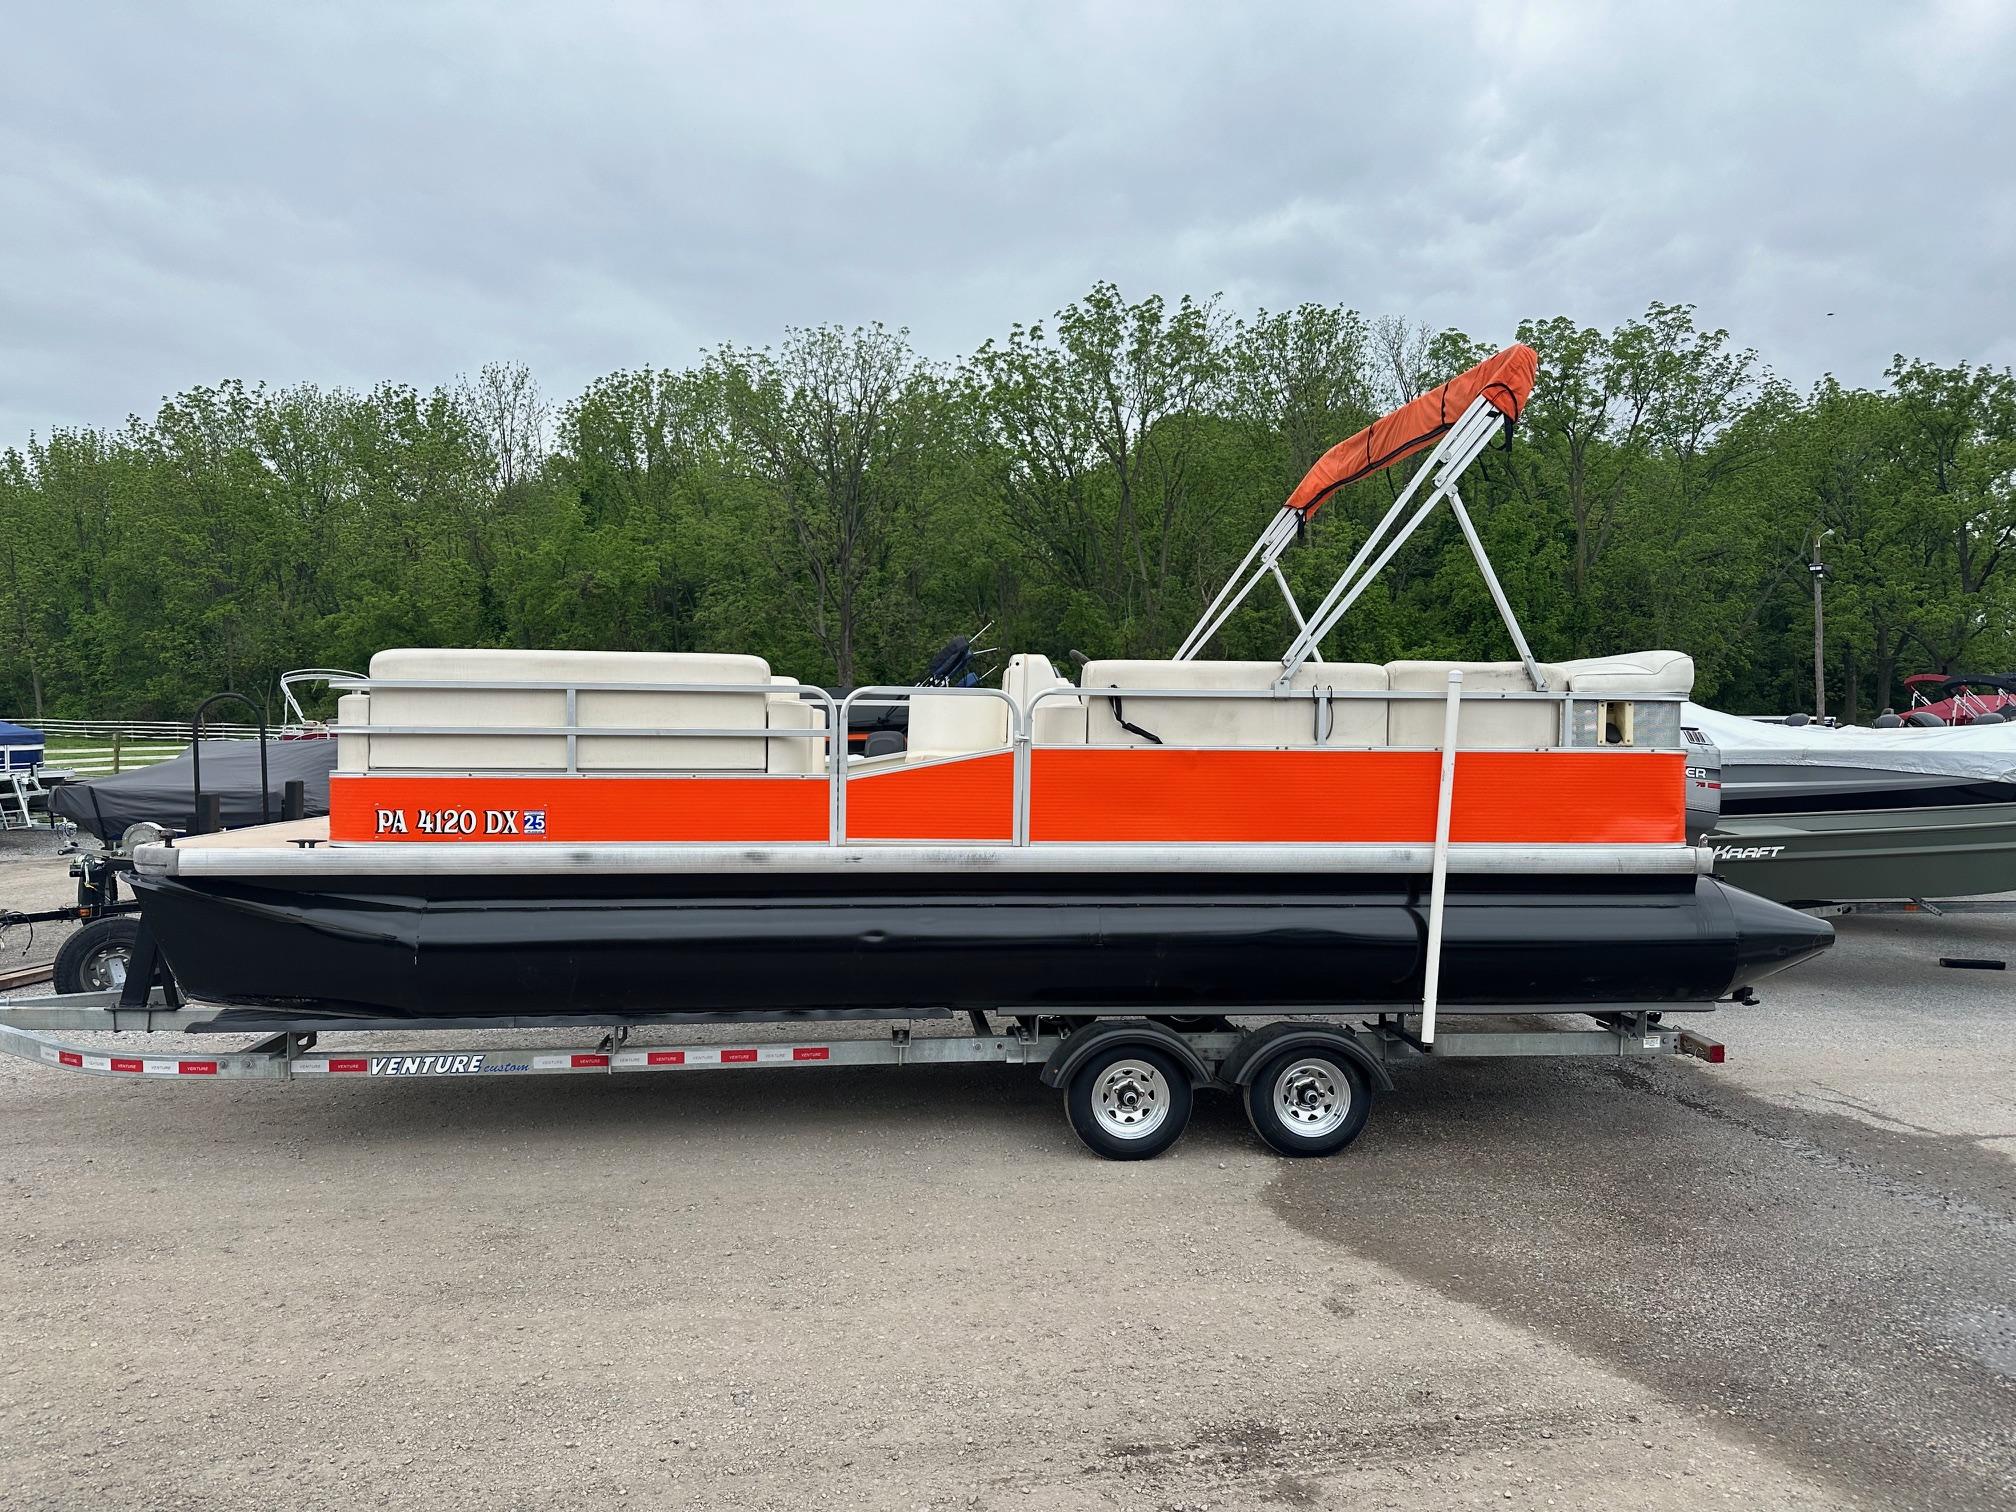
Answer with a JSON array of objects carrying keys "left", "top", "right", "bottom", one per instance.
[{"left": 37, "top": 738, "right": 188, "bottom": 775}]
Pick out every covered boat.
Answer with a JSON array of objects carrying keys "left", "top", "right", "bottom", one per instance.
[
  {"left": 50, "top": 736, "right": 336, "bottom": 843},
  {"left": 1685, "top": 702, "right": 2016, "bottom": 903},
  {"left": 125, "top": 346, "right": 1831, "bottom": 1033}
]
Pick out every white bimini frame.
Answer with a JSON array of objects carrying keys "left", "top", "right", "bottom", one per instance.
[{"left": 1176, "top": 394, "right": 1545, "bottom": 690}]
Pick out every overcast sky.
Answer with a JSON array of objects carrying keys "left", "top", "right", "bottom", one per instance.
[{"left": 3, "top": 0, "right": 2012, "bottom": 442}]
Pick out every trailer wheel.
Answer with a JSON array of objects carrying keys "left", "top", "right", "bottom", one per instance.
[
  {"left": 1064, "top": 1043, "right": 1193, "bottom": 1160},
  {"left": 54, "top": 916, "right": 142, "bottom": 995},
  {"left": 1243, "top": 1045, "right": 1372, "bottom": 1157}
]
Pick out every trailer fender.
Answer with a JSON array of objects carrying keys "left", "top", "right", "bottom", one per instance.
[
  {"left": 1038, "top": 1020, "right": 1217, "bottom": 1091},
  {"left": 1217, "top": 1023, "right": 1394, "bottom": 1094}
]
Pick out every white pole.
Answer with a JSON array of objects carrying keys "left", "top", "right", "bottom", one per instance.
[
  {"left": 1445, "top": 485, "right": 1546, "bottom": 690},
  {"left": 1176, "top": 510, "right": 1297, "bottom": 660},
  {"left": 1421, "top": 669, "right": 1463, "bottom": 1046},
  {"left": 1268, "top": 563, "right": 1321, "bottom": 660}
]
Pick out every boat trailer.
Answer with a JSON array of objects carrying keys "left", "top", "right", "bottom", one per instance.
[{"left": 0, "top": 987, "right": 1727, "bottom": 1160}]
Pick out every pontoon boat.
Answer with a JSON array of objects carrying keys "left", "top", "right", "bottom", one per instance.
[{"left": 124, "top": 345, "right": 1831, "bottom": 1033}]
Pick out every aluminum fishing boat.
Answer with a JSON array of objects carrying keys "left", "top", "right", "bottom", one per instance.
[
  {"left": 124, "top": 345, "right": 1830, "bottom": 1034},
  {"left": 1687, "top": 703, "right": 2016, "bottom": 903}
]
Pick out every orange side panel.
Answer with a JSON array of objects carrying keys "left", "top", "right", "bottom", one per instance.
[
  {"left": 1450, "top": 751, "right": 1686, "bottom": 844},
  {"left": 330, "top": 750, "right": 1682, "bottom": 847},
  {"left": 329, "top": 774, "right": 829, "bottom": 843},
  {"left": 845, "top": 751, "right": 1015, "bottom": 841},
  {"left": 1028, "top": 749, "right": 1683, "bottom": 846}
]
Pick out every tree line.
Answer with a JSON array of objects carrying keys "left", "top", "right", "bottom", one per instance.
[{"left": 2, "top": 284, "right": 2011, "bottom": 723}]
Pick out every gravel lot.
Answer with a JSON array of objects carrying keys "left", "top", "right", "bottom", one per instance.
[{"left": 1, "top": 830, "right": 2011, "bottom": 1510}]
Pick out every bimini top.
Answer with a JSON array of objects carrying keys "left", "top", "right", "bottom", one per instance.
[{"left": 1285, "top": 343, "right": 1539, "bottom": 520}]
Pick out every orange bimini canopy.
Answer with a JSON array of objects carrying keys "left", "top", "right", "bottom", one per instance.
[{"left": 1284, "top": 343, "right": 1538, "bottom": 520}]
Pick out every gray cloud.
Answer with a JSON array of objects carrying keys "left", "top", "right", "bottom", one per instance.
[{"left": 4, "top": 0, "right": 2012, "bottom": 440}]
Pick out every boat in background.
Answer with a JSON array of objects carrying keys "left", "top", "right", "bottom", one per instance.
[
  {"left": 49, "top": 737, "right": 335, "bottom": 844},
  {"left": 1902, "top": 672, "right": 2016, "bottom": 726},
  {"left": 1687, "top": 702, "right": 2016, "bottom": 903}
]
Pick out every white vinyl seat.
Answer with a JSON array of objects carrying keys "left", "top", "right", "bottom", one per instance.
[
  {"left": 1004, "top": 653, "right": 1087, "bottom": 746},
  {"left": 1385, "top": 660, "right": 1569, "bottom": 748},
  {"left": 906, "top": 690, "right": 1011, "bottom": 760},
  {"left": 1556, "top": 650, "right": 1695, "bottom": 696},
  {"left": 764, "top": 678, "right": 830, "bottom": 774},
  {"left": 336, "top": 692, "right": 372, "bottom": 773},
  {"left": 1079, "top": 660, "right": 1388, "bottom": 747},
  {"left": 356, "top": 649, "right": 774, "bottom": 772}
]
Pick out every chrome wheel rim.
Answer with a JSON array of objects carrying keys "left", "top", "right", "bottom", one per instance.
[
  {"left": 82, "top": 947, "right": 130, "bottom": 992},
  {"left": 1092, "top": 1059, "right": 1170, "bottom": 1140},
  {"left": 1273, "top": 1059, "right": 1348, "bottom": 1138}
]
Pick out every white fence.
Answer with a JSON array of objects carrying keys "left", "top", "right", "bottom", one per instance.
[{"left": 4, "top": 717, "right": 268, "bottom": 777}]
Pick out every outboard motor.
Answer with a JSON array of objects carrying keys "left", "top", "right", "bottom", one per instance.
[{"left": 1681, "top": 725, "right": 1723, "bottom": 843}]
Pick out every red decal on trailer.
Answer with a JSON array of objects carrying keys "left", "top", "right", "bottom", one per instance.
[
  {"left": 571, "top": 1053, "right": 609, "bottom": 1068},
  {"left": 111, "top": 1058, "right": 143, "bottom": 1073},
  {"left": 59, "top": 1050, "right": 83, "bottom": 1067},
  {"left": 178, "top": 1061, "right": 218, "bottom": 1075},
  {"left": 647, "top": 1051, "right": 686, "bottom": 1065},
  {"left": 721, "top": 1048, "right": 758, "bottom": 1063},
  {"left": 792, "top": 1047, "right": 831, "bottom": 1061},
  {"left": 328, "top": 1058, "right": 369, "bottom": 1073}
]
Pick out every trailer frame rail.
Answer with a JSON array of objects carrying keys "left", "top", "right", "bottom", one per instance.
[{"left": 0, "top": 989, "right": 1725, "bottom": 1133}]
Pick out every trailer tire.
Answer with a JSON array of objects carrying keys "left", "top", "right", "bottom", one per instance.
[
  {"left": 54, "top": 916, "right": 142, "bottom": 995},
  {"left": 1243, "top": 1044, "right": 1371, "bottom": 1158},
  {"left": 1064, "top": 1043, "right": 1194, "bottom": 1161}
]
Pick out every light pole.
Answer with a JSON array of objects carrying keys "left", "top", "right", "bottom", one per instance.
[{"left": 1809, "top": 527, "right": 1833, "bottom": 718}]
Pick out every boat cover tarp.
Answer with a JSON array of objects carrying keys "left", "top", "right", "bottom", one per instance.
[
  {"left": 1685, "top": 703, "right": 2016, "bottom": 784},
  {"left": 0, "top": 720, "right": 43, "bottom": 748},
  {"left": 1286, "top": 344, "right": 1540, "bottom": 520},
  {"left": 49, "top": 738, "right": 336, "bottom": 842}
]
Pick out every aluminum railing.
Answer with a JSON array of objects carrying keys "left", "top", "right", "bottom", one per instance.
[
  {"left": 326, "top": 674, "right": 854, "bottom": 844},
  {"left": 326, "top": 672, "right": 1682, "bottom": 851}
]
